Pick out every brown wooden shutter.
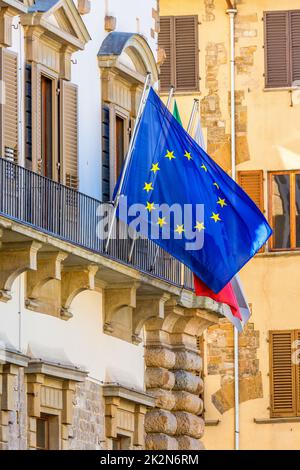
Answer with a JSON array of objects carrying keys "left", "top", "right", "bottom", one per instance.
[
  {"left": 238, "top": 170, "right": 264, "bottom": 212},
  {"left": 295, "top": 330, "right": 300, "bottom": 416},
  {"left": 0, "top": 49, "right": 18, "bottom": 162},
  {"left": 270, "top": 331, "right": 296, "bottom": 417},
  {"left": 158, "top": 16, "right": 173, "bottom": 92},
  {"left": 60, "top": 80, "right": 78, "bottom": 190},
  {"left": 264, "top": 11, "right": 290, "bottom": 88},
  {"left": 174, "top": 16, "right": 199, "bottom": 91},
  {"left": 31, "top": 63, "right": 42, "bottom": 173},
  {"left": 290, "top": 10, "right": 300, "bottom": 83}
]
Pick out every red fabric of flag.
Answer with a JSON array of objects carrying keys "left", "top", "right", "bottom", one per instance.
[{"left": 194, "top": 275, "right": 242, "bottom": 321}]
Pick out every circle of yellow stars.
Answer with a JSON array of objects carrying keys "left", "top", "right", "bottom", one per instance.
[{"left": 142, "top": 148, "right": 228, "bottom": 234}]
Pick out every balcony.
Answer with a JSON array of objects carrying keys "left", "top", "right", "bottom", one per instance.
[{"left": 0, "top": 158, "right": 194, "bottom": 291}]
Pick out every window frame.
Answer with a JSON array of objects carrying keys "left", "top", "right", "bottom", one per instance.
[
  {"left": 264, "top": 9, "right": 300, "bottom": 88},
  {"left": 268, "top": 170, "right": 300, "bottom": 251}
]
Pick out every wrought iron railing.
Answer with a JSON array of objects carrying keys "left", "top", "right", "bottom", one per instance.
[{"left": 0, "top": 158, "right": 194, "bottom": 290}]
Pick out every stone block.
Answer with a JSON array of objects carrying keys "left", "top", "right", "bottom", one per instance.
[
  {"left": 145, "top": 347, "right": 176, "bottom": 369},
  {"left": 173, "top": 391, "right": 204, "bottom": 415},
  {"left": 174, "top": 412, "right": 205, "bottom": 439},
  {"left": 173, "top": 370, "right": 203, "bottom": 394},
  {"left": 146, "top": 433, "right": 178, "bottom": 451},
  {"left": 173, "top": 350, "right": 202, "bottom": 372},
  {"left": 145, "top": 409, "right": 177, "bottom": 435},
  {"left": 177, "top": 435, "right": 205, "bottom": 450},
  {"left": 145, "top": 367, "right": 175, "bottom": 390},
  {"left": 148, "top": 389, "right": 176, "bottom": 411}
]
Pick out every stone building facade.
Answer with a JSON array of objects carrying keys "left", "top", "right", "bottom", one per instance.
[
  {"left": 159, "top": 0, "right": 300, "bottom": 450},
  {"left": 0, "top": 0, "right": 222, "bottom": 451}
]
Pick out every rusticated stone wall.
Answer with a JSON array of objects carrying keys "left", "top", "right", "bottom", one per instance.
[
  {"left": 69, "top": 380, "right": 105, "bottom": 450},
  {"left": 144, "top": 306, "right": 218, "bottom": 450}
]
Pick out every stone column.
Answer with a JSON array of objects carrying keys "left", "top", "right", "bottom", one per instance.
[{"left": 144, "top": 307, "right": 217, "bottom": 450}]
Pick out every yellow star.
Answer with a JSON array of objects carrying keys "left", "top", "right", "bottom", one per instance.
[
  {"left": 211, "top": 212, "right": 221, "bottom": 223},
  {"left": 151, "top": 163, "right": 160, "bottom": 174},
  {"left": 184, "top": 151, "right": 192, "bottom": 161},
  {"left": 213, "top": 182, "right": 220, "bottom": 190},
  {"left": 146, "top": 202, "right": 155, "bottom": 212},
  {"left": 165, "top": 150, "right": 176, "bottom": 161},
  {"left": 195, "top": 221, "right": 205, "bottom": 232},
  {"left": 143, "top": 182, "right": 153, "bottom": 193},
  {"left": 217, "top": 197, "right": 227, "bottom": 208},
  {"left": 157, "top": 217, "right": 167, "bottom": 228},
  {"left": 201, "top": 163, "right": 208, "bottom": 172},
  {"left": 175, "top": 224, "right": 185, "bottom": 235}
]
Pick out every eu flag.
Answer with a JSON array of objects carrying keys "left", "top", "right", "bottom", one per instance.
[{"left": 115, "top": 88, "right": 272, "bottom": 293}]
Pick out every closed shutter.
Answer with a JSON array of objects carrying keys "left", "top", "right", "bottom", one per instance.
[
  {"left": 25, "top": 64, "right": 32, "bottom": 166},
  {"left": 270, "top": 331, "right": 296, "bottom": 417},
  {"left": 295, "top": 330, "right": 300, "bottom": 416},
  {"left": 158, "top": 16, "right": 173, "bottom": 92},
  {"left": 102, "top": 105, "right": 110, "bottom": 202},
  {"left": 0, "top": 49, "right": 18, "bottom": 162},
  {"left": 60, "top": 81, "right": 78, "bottom": 190},
  {"left": 175, "top": 16, "right": 198, "bottom": 91},
  {"left": 31, "top": 63, "right": 42, "bottom": 173},
  {"left": 264, "top": 11, "right": 290, "bottom": 88},
  {"left": 238, "top": 170, "right": 264, "bottom": 212},
  {"left": 290, "top": 11, "right": 300, "bottom": 82}
]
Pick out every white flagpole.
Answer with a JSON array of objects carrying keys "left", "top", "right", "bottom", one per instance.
[
  {"left": 105, "top": 73, "right": 151, "bottom": 253},
  {"left": 127, "top": 85, "right": 174, "bottom": 263},
  {"left": 179, "top": 99, "right": 199, "bottom": 286}
]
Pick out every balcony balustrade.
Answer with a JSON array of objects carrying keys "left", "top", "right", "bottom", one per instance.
[{"left": 0, "top": 158, "right": 194, "bottom": 290}]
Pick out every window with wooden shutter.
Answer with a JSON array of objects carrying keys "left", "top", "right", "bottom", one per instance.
[
  {"left": 159, "top": 15, "right": 199, "bottom": 92},
  {"left": 0, "top": 49, "right": 18, "bottom": 163},
  {"left": 238, "top": 170, "right": 264, "bottom": 212},
  {"left": 158, "top": 17, "right": 173, "bottom": 92},
  {"left": 295, "top": 330, "right": 300, "bottom": 416},
  {"left": 102, "top": 105, "right": 110, "bottom": 202},
  {"left": 264, "top": 10, "right": 300, "bottom": 88},
  {"left": 290, "top": 11, "right": 300, "bottom": 83},
  {"left": 175, "top": 16, "right": 198, "bottom": 91},
  {"left": 60, "top": 80, "right": 78, "bottom": 190},
  {"left": 269, "top": 330, "right": 299, "bottom": 417}
]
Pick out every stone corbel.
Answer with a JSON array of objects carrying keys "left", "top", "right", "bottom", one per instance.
[
  {"left": 0, "top": 363, "right": 18, "bottom": 411},
  {"left": 62, "top": 380, "right": 76, "bottom": 425},
  {"left": 0, "top": 241, "right": 41, "bottom": 302},
  {"left": 133, "top": 404, "right": 148, "bottom": 447},
  {"left": 0, "top": 4, "right": 26, "bottom": 48},
  {"left": 104, "top": 396, "right": 120, "bottom": 439},
  {"left": 132, "top": 293, "right": 170, "bottom": 345},
  {"left": 25, "top": 251, "right": 68, "bottom": 311},
  {"left": 60, "top": 264, "right": 99, "bottom": 320},
  {"left": 103, "top": 283, "right": 138, "bottom": 342},
  {"left": 26, "top": 373, "right": 44, "bottom": 418},
  {"left": 59, "top": 45, "right": 74, "bottom": 81}
]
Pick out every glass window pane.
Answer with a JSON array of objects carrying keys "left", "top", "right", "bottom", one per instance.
[
  {"left": 272, "top": 174, "right": 291, "bottom": 249},
  {"left": 296, "top": 174, "right": 300, "bottom": 247}
]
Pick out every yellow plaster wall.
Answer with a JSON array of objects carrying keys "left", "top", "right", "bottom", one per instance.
[{"left": 160, "top": 0, "right": 300, "bottom": 450}]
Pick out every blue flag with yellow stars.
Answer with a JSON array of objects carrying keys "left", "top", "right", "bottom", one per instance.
[{"left": 115, "top": 88, "right": 272, "bottom": 293}]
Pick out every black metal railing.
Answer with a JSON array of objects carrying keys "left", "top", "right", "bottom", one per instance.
[{"left": 0, "top": 159, "right": 194, "bottom": 290}]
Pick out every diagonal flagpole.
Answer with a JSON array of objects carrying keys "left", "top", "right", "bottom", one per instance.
[
  {"left": 127, "top": 85, "right": 175, "bottom": 263},
  {"left": 105, "top": 72, "right": 151, "bottom": 254},
  {"left": 149, "top": 98, "right": 199, "bottom": 279}
]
